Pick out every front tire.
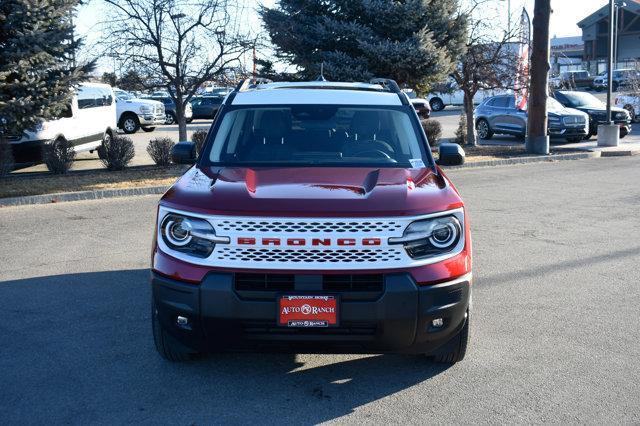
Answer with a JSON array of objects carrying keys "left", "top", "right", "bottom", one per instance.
[
  {"left": 623, "top": 105, "right": 636, "bottom": 122},
  {"left": 165, "top": 112, "right": 176, "bottom": 125},
  {"left": 429, "top": 97, "right": 445, "bottom": 112},
  {"left": 121, "top": 114, "right": 140, "bottom": 134},
  {"left": 433, "top": 311, "right": 470, "bottom": 364},
  {"left": 476, "top": 119, "right": 493, "bottom": 140},
  {"left": 151, "top": 299, "right": 194, "bottom": 362}
]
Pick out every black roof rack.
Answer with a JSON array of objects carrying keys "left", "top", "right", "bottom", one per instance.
[
  {"left": 226, "top": 77, "right": 409, "bottom": 105},
  {"left": 369, "top": 78, "right": 409, "bottom": 105}
]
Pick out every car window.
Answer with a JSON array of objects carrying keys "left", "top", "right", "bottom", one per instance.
[
  {"left": 489, "top": 97, "right": 509, "bottom": 108},
  {"left": 77, "top": 87, "right": 98, "bottom": 109},
  {"left": 205, "top": 105, "right": 428, "bottom": 168},
  {"left": 558, "top": 91, "right": 602, "bottom": 108}
]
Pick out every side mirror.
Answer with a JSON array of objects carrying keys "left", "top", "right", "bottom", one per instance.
[
  {"left": 437, "top": 143, "right": 465, "bottom": 166},
  {"left": 171, "top": 141, "right": 196, "bottom": 164}
]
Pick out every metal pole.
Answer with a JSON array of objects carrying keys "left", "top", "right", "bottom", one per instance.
[
  {"left": 613, "top": 4, "right": 618, "bottom": 67},
  {"left": 508, "top": 0, "right": 512, "bottom": 34},
  {"left": 607, "top": 0, "right": 614, "bottom": 124}
]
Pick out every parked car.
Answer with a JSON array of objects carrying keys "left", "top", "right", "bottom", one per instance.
[
  {"left": 402, "top": 90, "right": 431, "bottom": 118},
  {"left": 189, "top": 95, "right": 224, "bottom": 119},
  {"left": 114, "top": 89, "right": 165, "bottom": 134},
  {"left": 552, "top": 90, "right": 631, "bottom": 139},
  {"left": 143, "top": 95, "right": 193, "bottom": 125},
  {"left": 615, "top": 92, "right": 640, "bottom": 122},
  {"left": 8, "top": 83, "right": 117, "bottom": 165},
  {"left": 549, "top": 70, "right": 593, "bottom": 90},
  {"left": 151, "top": 78, "right": 471, "bottom": 363},
  {"left": 592, "top": 69, "right": 640, "bottom": 92},
  {"left": 474, "top": 94, "right": 588, "bottom": 142},
  {"left": 202, "top": 86, "right": 232, "bottom": 96},
  {"left": 427, "top": 78, "right": 501, "bottom": 111}
]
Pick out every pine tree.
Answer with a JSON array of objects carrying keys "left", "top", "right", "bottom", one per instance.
[
  {"left": 0, "top": 0, "right": 94, "bottom": 136},
  {"left": 261, "top": 0, "right": 467, "bottom": 87}
]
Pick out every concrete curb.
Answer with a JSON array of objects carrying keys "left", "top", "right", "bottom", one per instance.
[
  {"left": 443, "top": 151, "right": 601, "bottom": 170},
  {"left": 0, "top": 186, "right": 168, "bottom": 207}
]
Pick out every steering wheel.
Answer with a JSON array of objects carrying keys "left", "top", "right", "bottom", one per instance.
[{"left": 350, "top": 148, "right": 393, "bottom": 159}]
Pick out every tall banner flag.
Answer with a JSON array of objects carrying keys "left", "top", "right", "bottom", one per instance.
[{"left": 515, "top": 8, "right": 531, "bottom": 110}]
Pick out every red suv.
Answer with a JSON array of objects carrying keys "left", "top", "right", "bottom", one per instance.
[{"left": 151, "top": 79, "right": 471, "bottom": 363}]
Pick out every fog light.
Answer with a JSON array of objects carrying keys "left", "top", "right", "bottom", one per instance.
[
  {"left": 177, "top": 316, "right": 189, "bottom": 326},
  {"left": 432, "top": 318, "right": 444, "bottom": 328}
]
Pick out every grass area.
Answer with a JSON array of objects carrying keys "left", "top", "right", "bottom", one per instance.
[{"left": 1, "top": 166, "right": 184, "bottom": 199}]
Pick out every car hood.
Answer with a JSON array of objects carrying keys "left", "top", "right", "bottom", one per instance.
[
  {"left": 123, "top": 98, "right": 163, "bottom": 107},
  {"left": 548, "top": 106, "right": 588, "bottom": 118},
  {"left": 160, "top": 166, "right": 464, "bottom": 217},
  {"left": 571, "top": 105, "right": 626, "bottom": 114}
]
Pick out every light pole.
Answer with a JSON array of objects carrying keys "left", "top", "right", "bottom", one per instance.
[
  {"left": 613, "top": 1, "right": 627, "bottom": 68},
  {"left": 500, "top": 0, "right": 512, "bottom": 35},
  {"left": 597, "top": 0, "right": 620, "bottom": 146}
]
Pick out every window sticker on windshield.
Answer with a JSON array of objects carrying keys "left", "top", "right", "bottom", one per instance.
[{"left": 409, "top": 159, "right": 425, "bottom": 169}]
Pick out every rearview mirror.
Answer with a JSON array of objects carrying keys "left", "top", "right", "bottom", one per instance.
[
  {"left": 437, "top": 143, "right": 465, "bottom": 166},
  {"left": 171, "top": 141, "right": 196, "bottom": 164}
]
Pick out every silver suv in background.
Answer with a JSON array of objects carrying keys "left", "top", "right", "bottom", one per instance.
[{"left": 474, "top": 95, "right": 588, "bottom": 142}]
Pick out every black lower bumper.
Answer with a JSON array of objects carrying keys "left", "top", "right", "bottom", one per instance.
[
  {"left": 151, "top": 272, "right": 471, "bottom": 354},
  {"left": 10, "top": 140, "right": 46, "bottom": 165}
]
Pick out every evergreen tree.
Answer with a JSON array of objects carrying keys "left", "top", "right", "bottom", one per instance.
[
  {"left": 261, "top": 0, "right": 467, "bottom": 87},
  {"left": 0, "top": 0, "right": 93, "bottom": 136}
]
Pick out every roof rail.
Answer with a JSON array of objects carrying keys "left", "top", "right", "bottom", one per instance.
[
  {"left": 235, "top": 77, "right": 273, "bottom": 92},
  {"left": 369, "top": 78, "right": 409, "bottom": 105}
]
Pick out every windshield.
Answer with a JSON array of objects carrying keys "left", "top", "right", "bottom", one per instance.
[
  {"left": 204, "top": 105, "right": 429, "bottom": 168},
  {"left": 559, "top": 91, "right": 602, "bottom": 108},
  {"left": 115, "top": 90, "right": 134, "bottom": 101}
]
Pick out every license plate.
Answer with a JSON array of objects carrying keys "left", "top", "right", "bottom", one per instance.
[{"left": 278, "top": 295, "right": 338, "bottom": 327}]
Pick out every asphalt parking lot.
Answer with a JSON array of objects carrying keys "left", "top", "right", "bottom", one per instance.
[{"left": 1, "top": 156, "right": 639, "bottom": 423}]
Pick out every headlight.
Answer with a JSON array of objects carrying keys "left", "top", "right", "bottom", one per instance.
[
  {"left": 140, "top": 105, "right": 152, "bottom": 113},
  {"left": 615, "top": 112, "right": 626, "bottom": 119},
  {"left": 548, "top": 115, "right": 560, "bottom": 123},
  {"left": 389, "top": 214, "right": 463, "bottom": 259},
  {"left": 160, "top": 213, "right": 229, "bottom": 258}
]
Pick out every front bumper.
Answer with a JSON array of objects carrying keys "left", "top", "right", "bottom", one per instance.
[
  {"left": 139, "top": 113, "right": 166, "bottom": 126},
  {"left": 589, "top": 120, "right": 631, "bottom": 136},
  {"left": 548, "top": 125, "right": 587, "bottom": 137},
  {"left": 151, "top": 271, "right": 471, "bottom": 354}
]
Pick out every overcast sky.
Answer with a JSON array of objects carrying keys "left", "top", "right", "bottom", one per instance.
[{"left": 75, "top": 0, "right": 610, "bottom": 73}]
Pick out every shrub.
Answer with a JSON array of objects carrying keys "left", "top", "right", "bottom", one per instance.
[
  {"left": 101, "top": 135, "right": 135, "bottom": 171},
  {"left": 454, "top": 112, "right": 467, "bottom": 145},
  {"left": 146, "top": 137, "right": 175, "bottom": 166},
  {"left": 421, "top": 119, "right": 442, "bottom": 145},
  {"left": 0, "top": 135, "right": 15, "bottom": 176},
  {"left": 191, "top": 129, "right": 208, "bottom": 155},
  {"left": 44, "top": 138, "right": 75, "bottom": 174}
]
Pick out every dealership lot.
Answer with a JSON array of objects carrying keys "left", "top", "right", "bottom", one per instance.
[{"left": 1, "top": 156, "right": 639, "bottom": 423}]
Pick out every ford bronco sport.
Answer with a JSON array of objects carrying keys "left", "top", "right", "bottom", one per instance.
[{"left": 151, "top": 79, "right": 471, "bottom": 363}]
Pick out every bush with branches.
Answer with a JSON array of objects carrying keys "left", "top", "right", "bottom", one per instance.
[
  {"left": 454, "top": 112, "right": 468, "bottom": 145},
  {"left": 43, "top": 138, "right": 75, "bottom": 174},
  {"left": 0, "top": 135, "right": 15, "bottom": 176},
  {"left": 101, "top": 135, "right": 135, "bottom": 171},
  {"left": 191, "top": 129, "right": 208, "bottom": 156},
  {"left": 147, "top": 137, "right": 175, "bottom": 166},
  {"left": 421, "top": 119, "right": 443, "bottom": 145}
]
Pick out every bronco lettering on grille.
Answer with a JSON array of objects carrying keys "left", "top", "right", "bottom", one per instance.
[{"left": 236, "top": 237, "right": 381, "bottom": 246}]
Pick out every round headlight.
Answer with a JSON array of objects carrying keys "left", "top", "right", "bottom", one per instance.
[
  {"left": 430, "top": 222, "right": 458, "bottom": 248},
  {"left": 165, "top": 219, "right": 193, "bottom": 246}
]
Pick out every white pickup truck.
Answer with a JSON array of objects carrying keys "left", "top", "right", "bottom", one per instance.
[
  {"left": 427, "top": 79, "right": 504, "bottom": 111},
  {"left": 615, "top": 93, "right": 639, "bottom": 122},
  {"left": 114, "top": 89, "right": 165, "bottom": 134}
]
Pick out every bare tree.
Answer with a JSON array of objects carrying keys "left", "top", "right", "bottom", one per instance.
[
  {"left": 451, "top": 0, "right": 519, "bottom": 146},
  {"left": 102, "top": 0, "right": 251, "bottom": 140},
  {"left": 526, "top": 0, "right": 551, "bottom": 154}
]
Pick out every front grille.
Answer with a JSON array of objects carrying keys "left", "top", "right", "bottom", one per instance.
[
  {"left": 216, "top": 219, "right": 403, "bottom": 233},
  {"left": 234, "top": 273, "right": 384, "bottom": 293},
  {"left": 216, "top": 247, "right": 403, "bottom": 264},
  {"left": 563, "top": 115, "right": 586, "bottom": 125}
]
